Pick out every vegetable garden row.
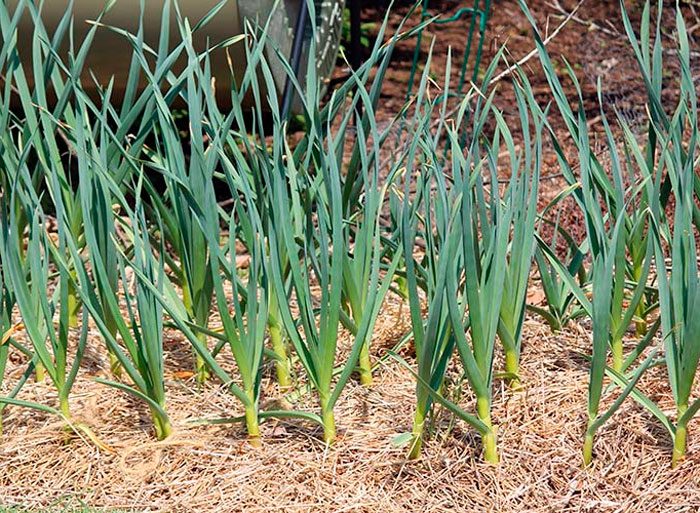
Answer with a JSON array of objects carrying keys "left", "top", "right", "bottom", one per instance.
[{"left": 0, "top": 0, "right": 699, "bottom": 469}]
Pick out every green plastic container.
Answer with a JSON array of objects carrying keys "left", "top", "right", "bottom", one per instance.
[{"left": 11, "top": 0, "right": 343, "bottom": 105}]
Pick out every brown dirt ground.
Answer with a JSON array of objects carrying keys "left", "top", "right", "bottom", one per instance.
[
  {"left": 355, "top": 0, "right": 700, "bottom": 243},
  {"left": 3, "top": 1, "right": 700, "bottom": 512}
]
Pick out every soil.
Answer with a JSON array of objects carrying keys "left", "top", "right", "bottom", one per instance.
[
  {"left": 3, "top": 1, "right": 700, "bottom": 512},
  {"left": 349, "top": 0, "right": 700, "bottom": 244}
]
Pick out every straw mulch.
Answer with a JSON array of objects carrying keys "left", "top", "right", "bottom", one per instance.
[{"left": 1, "top": 293, "right": 699, "bottom": 513}]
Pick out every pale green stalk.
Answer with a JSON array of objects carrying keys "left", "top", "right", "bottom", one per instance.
[
  {"left": 398, "top": 43, "right": 460, "bottom": 459},
  {"left": 489, "top": 73, "right": 542, "bottom": 387},
  {"left": 67, "top": 195, "right": 173, "bottom": 440},
  {"left": 446, "top": 116, "right": 513, "bottom": 465},
  {"left": 520, "top": 0, "right": 659, "bottom": 351},
  {"left": 641, "top": 5, "right": 700, "bottom": 466},
  {"left": 395, "top": 43, "right": 512, "bottom": 461},
  {"left": 250, "top": 7, "right": 397, "bottom": 442},
  {"left": 0, "top": 188, "right": 87, "bottom": 425},
  {"left": 148, "top": 80, "right": 216, "bottom": 384},
  {"left": 0, "top": 193, "right": 34, "bottom": 435}
]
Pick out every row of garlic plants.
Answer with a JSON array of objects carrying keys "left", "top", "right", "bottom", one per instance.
[{"left": 0, "top": 0, "right": 698, "bottom": 467}]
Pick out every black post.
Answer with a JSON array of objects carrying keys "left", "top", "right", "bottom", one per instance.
[
  {"left": 281, "top": 0, "right": 309, "bottom": 120},
  {"left": 350, "top": 0, "right": 362, "bottom": 69}
]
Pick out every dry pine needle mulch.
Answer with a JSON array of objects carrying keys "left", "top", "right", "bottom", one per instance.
[{"left": 1, "top": 294, "right": 700, "bottom": 513}]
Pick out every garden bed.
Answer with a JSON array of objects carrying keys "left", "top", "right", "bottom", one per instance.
[{"left": 2, "top": 0, "right": 700, "bottom": 511}]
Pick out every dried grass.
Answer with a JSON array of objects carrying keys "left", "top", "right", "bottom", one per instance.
[{"left": 1, "top": 295, "right": 699, "bottom": 513}]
